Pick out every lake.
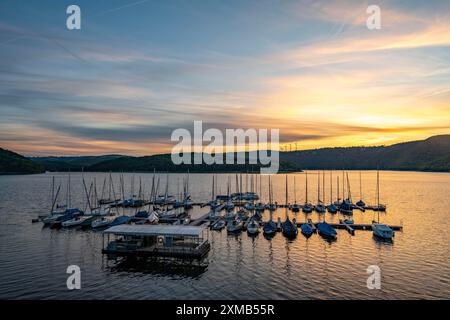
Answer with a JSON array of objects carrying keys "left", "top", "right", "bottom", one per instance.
[{"left": 0, "top": 171, "right": 449, "bottom": 299}]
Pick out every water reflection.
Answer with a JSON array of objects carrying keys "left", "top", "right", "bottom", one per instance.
[{"left": 105, "top": 257, "right": 208, "bottom": 279}]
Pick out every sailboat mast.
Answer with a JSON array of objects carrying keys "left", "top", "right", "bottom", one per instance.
[
  {"left": 337, "top": 176, "right": 340, "bottom": 202},
  {"left": 68, "top": 171, "right": 71, "bottom": 208},
  {"left": 317, "top": 171, "right": 320, "bottom": 203},
  {"left": 305, "top": 171, "right": 309, "bottom": 203},
  {"left": 359, "top": 171, "right": 363, "bottom": 200},
  {"left": 51, "top": 176, "right": 55, "bottom": 207},
  {"left": 377, "top": 169, "right": 380, "bottom": 222},
  {"left": 330, "top": 170, "right": 333, "bottom": 204},
  {"left": 323, "top": 170, "right": 325, "bottom": 203},
  {"left": 294, "top": 176, "right": 297, "bottom": 203},
  {"left": 285, "top": 175, "right": 288, "bottom": 205}
]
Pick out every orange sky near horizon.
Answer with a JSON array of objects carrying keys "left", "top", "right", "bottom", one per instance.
[{"left": 0, "top": 1, "right": 449, "bottom": 157}]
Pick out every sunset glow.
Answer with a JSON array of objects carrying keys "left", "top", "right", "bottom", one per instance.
[{"left": 0, "top": 0, "right": 449, "bottom": 156}]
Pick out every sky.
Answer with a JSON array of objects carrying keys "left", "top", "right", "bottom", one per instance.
[{"left": 0, "top": 0, "right": 449, "bottom": 156}]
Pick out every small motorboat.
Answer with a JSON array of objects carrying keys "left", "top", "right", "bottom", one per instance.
[
  {"left": 247, "top": 219, "right": 260, "bottom": 235},
  {"left": 300, "top": 223, "right": 314, "bottom": 237},
  {"left": 317, "top": 221, "right": 337, "bottom": 239},
  {"left": 267, "top": 203, "right": 276, "bottom": 211},
  {"left": 282, "top": 216, "right": 298, "bottom": 239},
  {"left": 227, "top": 218, "right": 243, "bottom": 233},
  {"left": 92, "top": 217, "right": 110, "bottom": 229},
  {"left": 211, "top": 219, "right": 226, "bottom": 231}
]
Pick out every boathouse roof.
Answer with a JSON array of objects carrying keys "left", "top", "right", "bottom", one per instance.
[{"left": 103, "top": 224, "right": 205, "bottom": 237}]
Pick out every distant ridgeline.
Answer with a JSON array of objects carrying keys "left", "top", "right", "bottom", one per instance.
[
  {"left": 0, "top": 148, "right": 45, "bottom": 174},
  {"left": 32, "top": 152, "right": 297, "bottom": 173},
  {"left": 2, "top": 135, "right": 449, "bottom": 174}
]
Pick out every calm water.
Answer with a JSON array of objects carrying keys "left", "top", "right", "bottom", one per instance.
[{"left": 0, "top": 171, "right": 449, "bottom": 299}]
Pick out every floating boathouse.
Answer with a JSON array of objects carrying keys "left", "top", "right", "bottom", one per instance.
[{"left": 102, "top": 225, "right": 210, "bottom": 259}]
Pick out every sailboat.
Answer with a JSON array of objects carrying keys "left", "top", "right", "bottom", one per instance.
[
  {"left": 317, "top": 209, "right": 337, "bottom": 239},
  {"left": 372, "top": 170, "right": 393, "bottom": 239},
  {"left": 224, "top": 177, "right": 236, "bottom": 220},
  {"left": 327, "top": 171, "right": 338, "bottom": 213},
  {"left": 255, "top": 175, "right": 265, "bottom": 211},
  {"left": 355, "top": 171, "right": 366, "bottom": 208},
  {"left": 209, "top": 175, "right": 221, "bottom": 209},
  {"left": 41, "top": 177, "right": 64, "bottom": 222},
  {"left": 227, "top": 217, "right": 243, "bottom": 233},
  {"left": 86, "top": 178, "right": 111, "bottom": 217},
  {"left": 224, "top": 175, "right": 234, "bottom": 211},
  {"left": 247, "top": 218, "right": 260, "bottom": 235},
  {"left": 91, "top": 217, "right": 111, "bottom": 229},
  {"left": 98, "top": 173, "right": 120, "bottom": 205},
  {"left": 302, "top": 171, "right": 313, "bottom": 213},
  {"left": 263, "top": 217, "right": 277, "bottom": 237},
  {"left": 267, "top": 176, "right": 276, "bottom": 211},
  {"left": 317, "top": 219, "right": 337, "bottom": 239},
  {"left": 211, "top": 219, "right": 226, "bottom": 231},
  {"left": 339, "top": 172, "right": 353, "bottom": 215},
  {"left": 282, "top": 175, "right": 298, "bottom": 239},
  {"left": 315, "top": 171, "right": 326, "bottom": 213},
  {"left": 300, "top": 219, "right": 314, "bottom": 237},
  {"left": 262, "top": 176, "right": 277, "bottom": 237},
  {"left": 373, "top": 169, "right": 387, "bottom": 212},
  {"left": 290, "top": 176, "right": 301, "bottom": 212},
  {"left": 49, "top": 172, "right": 84, "bottom": 227}
]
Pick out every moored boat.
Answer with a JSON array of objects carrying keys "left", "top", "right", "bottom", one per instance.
[
  {"left": 227, "top": 218, "right": 243, "bottom": 233},
  {"left": 92, "top": 217, "right": 111, "bottom": 229},
  {"left": 317, "top": 221, "right": 337, "bottom": 239},
  {"left": 247, "top": 219, "right": 260, "bottom": 235}
]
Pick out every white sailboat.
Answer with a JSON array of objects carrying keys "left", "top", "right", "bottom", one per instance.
[{"left": 372, "top": 170, "right": 393, "bottom": 239}]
